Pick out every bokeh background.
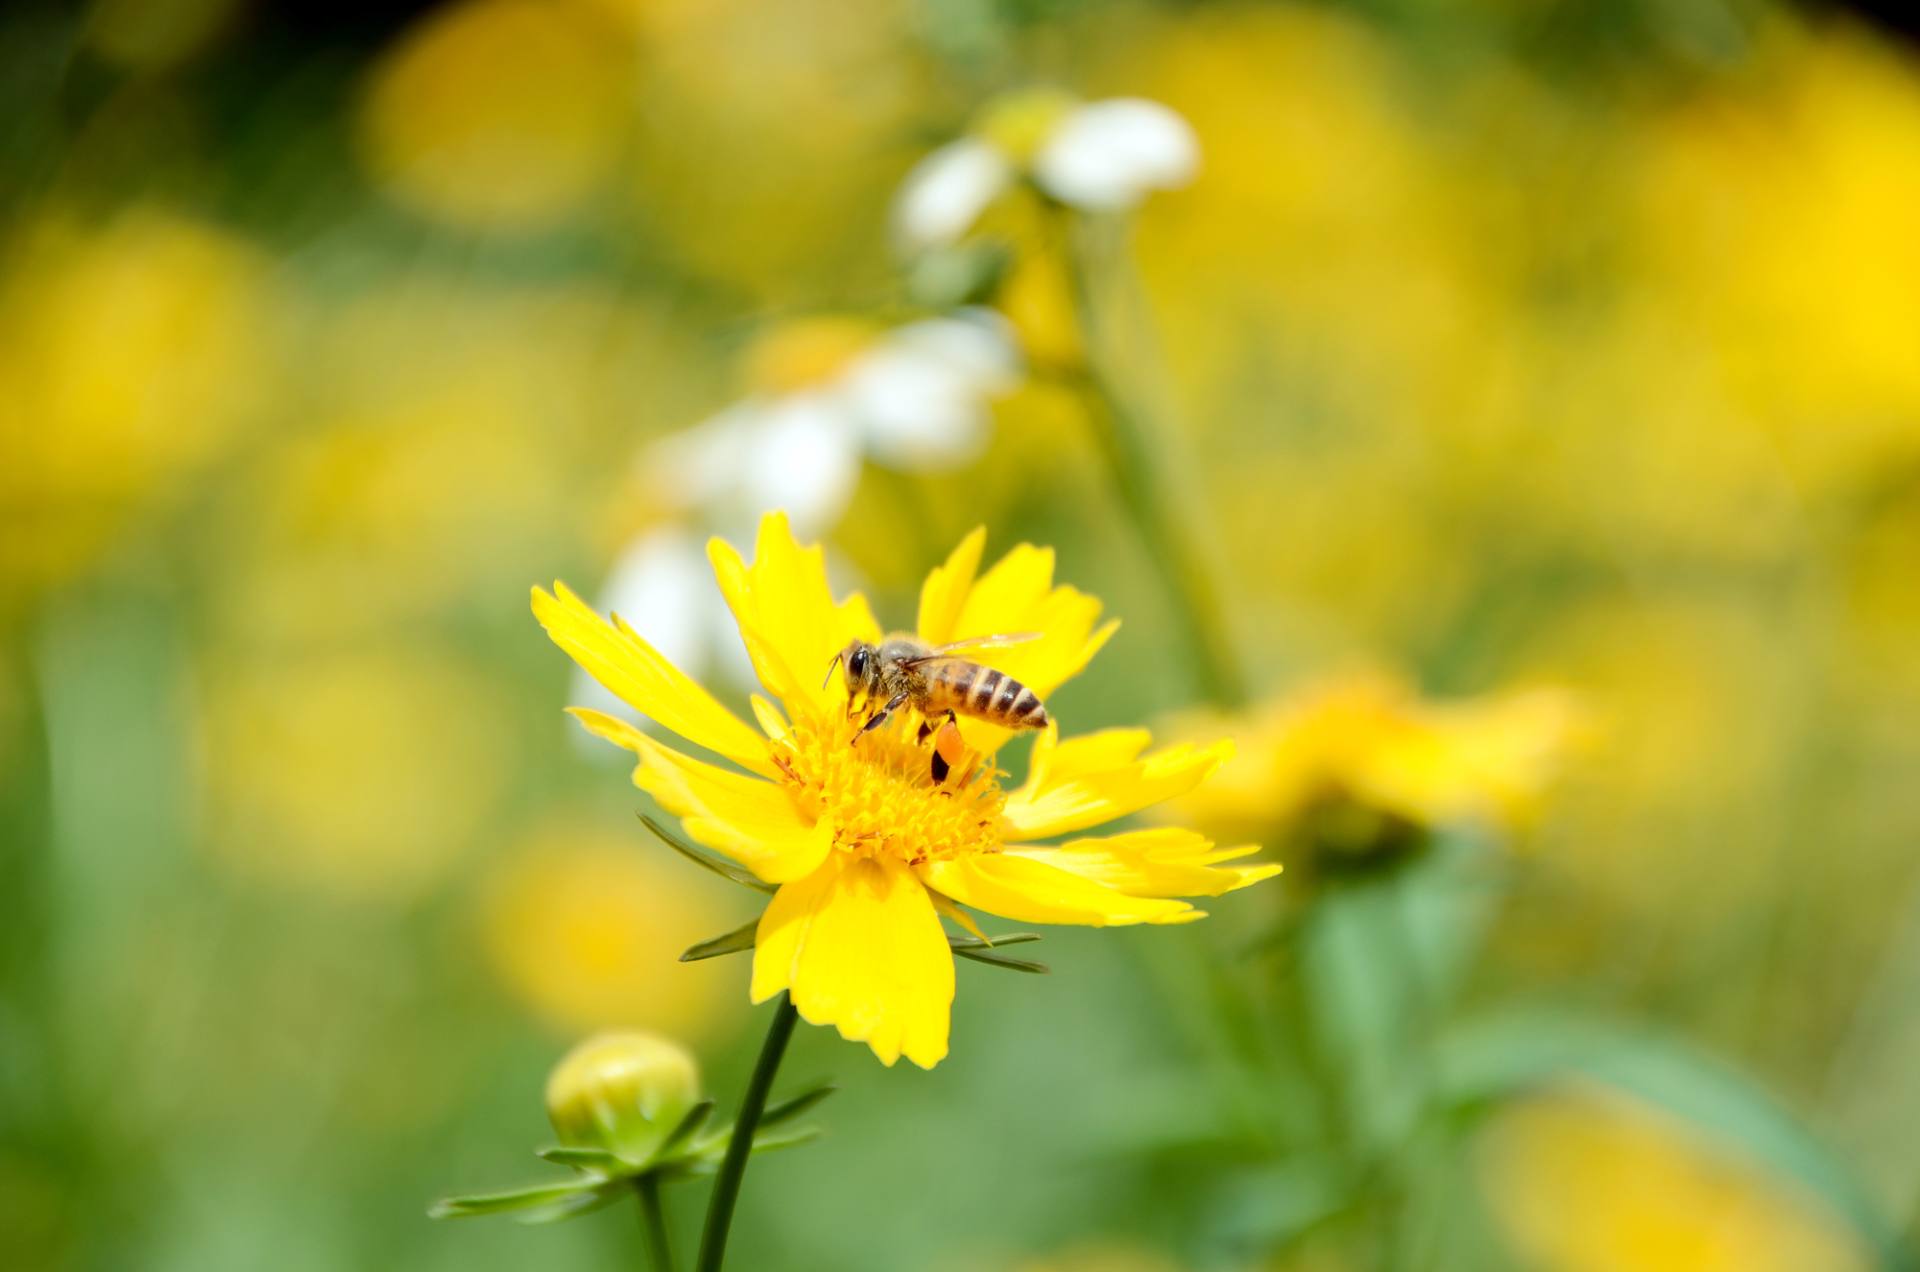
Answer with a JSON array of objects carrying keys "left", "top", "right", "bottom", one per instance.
[{"left": 5, "top": 0, "right": 1920, "bottom": 1268}]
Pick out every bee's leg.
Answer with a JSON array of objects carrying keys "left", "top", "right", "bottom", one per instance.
[
  {"left": 918, "top": 708, "right": 960, "bottom": 745},
  {"left": 853, "top": 691, "right": 910, "bottom": 744}
]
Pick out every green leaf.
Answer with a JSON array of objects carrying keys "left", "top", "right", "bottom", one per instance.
[
  {"left": 1437, "top": 1007, "right": 1911, "bottom": 1269},
  {"left": 946, "top": 932, "right": 1042, "bottom": 951},
  {"left": 428, "top": 1180, "right": 598, "bottom": 1219},
  {"left": 1297, "top": 875, "right": 1426, "bottom": 1151},
  {"left": 639, "top": 815, "right": 776, "bottom": 894},
  {"left": 681, "top": 919, "right": 760, "bottom": 962},
  {"left": 954, "top": 945, "right": 1049, "bottom": 974},
  {"left": 534, "top": 1145, "right": 625, "bottom": 1173},
  {"left": 655, "top": 1099, "right": 716, "bottom": 1161},
  {"left": 760, "top": 1082, "right": 837, "bottom": 1127},
  {"left": 515, "top": 1183, "right": 625, "bottom": 1225}
]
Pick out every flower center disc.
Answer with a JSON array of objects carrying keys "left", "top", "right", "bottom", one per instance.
[{"left": 777, "top": 708, "right": 1005, "bottom": 866}]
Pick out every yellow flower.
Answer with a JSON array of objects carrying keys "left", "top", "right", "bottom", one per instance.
[
  {"left": 1479, "top": 1084, "right": 1869, "bottom": 1272},
  {"left": 1162, "top": 668, "right": 1582, "bottom": 853},
  {"left": 533, "top": 511, "right": 1275, "bottom": 1068},
  {"left": 480, "top": 820, "right": 735, "bottom": 1040},
  {"left": 358, "top": 0, "right": 632, "bottom": 234}
]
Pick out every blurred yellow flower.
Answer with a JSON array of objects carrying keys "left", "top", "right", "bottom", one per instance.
[
  {"left": 1161, "top": 668, "right": 1583, "bottom": 855},
  {"left": 200, "top": 646, "right": 514, "bottom": 900},
  {"left": 621, "top": 0, "right": 920, "bottom": 301},
  {"left": 359, "top": 0, "right": 632, "bottom": 233},
  {"left": 1479, "top": 1084, "right": 1869, "bottom": 1272},
  {"left": 535, "top": 511, "right": 1275, "bottom": 1068},
  {"left": 481, "top": 820, "right": 734, "bottom": 1039},
  {"left": 84, "top": 0, "right": 241, "bottom": 70},
  {"left": 0, "top": 209, "right": 274, "bottom": 599},
  {"left": 1633, "top": 25, "right": 1920, "bottom": 486}
]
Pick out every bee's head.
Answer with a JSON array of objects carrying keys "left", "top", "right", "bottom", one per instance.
[{"left": 830, "top": 640, "right": 878, "bottom": 695}]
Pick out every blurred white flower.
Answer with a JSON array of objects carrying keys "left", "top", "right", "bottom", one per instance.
[
  {"left": 650, "top": 309, "right": 1019, "bottom": 537},
  {"left": 894, "top": 93, "right": 1200, "bottom": 251},
  {"left": 573, "top": 310, "right": 1019, "bottom": 731}
]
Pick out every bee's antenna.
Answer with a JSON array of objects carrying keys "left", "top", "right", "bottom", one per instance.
[{"left": 822, "top": 651, "right": 843, "bottom": 689}]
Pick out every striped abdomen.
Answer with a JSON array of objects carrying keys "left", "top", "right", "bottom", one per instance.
[{"left": 926, "top": 661, "right": 1048, "bottom": 730}]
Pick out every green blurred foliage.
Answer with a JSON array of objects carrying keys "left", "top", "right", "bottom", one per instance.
[{"left": 4, "top": 0, "right": 1920, "bottom": 1268}]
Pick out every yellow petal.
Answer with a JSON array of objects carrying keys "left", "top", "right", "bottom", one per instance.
[
  {"left": 752, "top": 854, "right": 953, "bottom": 1069},
  {"left": 1002, "top": 723, "right": 1235, "bottom": 839},
  {"left": 568, "top": 708, "right": 831, "bottom": 883},
  {"left": 749, "top": 694, "right": 790, "bottom": 743},
  {"left": 913, "top": 534, "right": 1118, "bottom": 753},
  {"left": 927, "top": 888, "right": 988, "bottom": 943},
  {"left": 1027, "top": 725, "right": 1153, "bottom": 784},
  {"left": 915, "top": 525, "right": 986, "bottom": 645},
  {"left": 1009, "top": 828, "right": 1281, "bottom": 898},
  {"left": 708, "top": 512, "right": 881, "bottom": 714},
  {"left": 532, "top": 582, "right": 777, "bottom": 779},
  {"left": 919, "top": 853, "right": 1200, "bottom": 926}
]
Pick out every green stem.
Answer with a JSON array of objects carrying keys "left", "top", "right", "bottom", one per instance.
[
  {"left": 695, "top": 994, "right": 799, "bottom": 1272},
  {"left": 636, "top": 1174, "right": 674, "bottom": 1272},
  {"left": 1050, "top": 204, "right": 1246, "bottom": 707}
]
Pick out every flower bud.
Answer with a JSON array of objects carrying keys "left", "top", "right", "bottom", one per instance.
[{"left": 544, "top": 1031, "right": 701, "bottom": 1165}]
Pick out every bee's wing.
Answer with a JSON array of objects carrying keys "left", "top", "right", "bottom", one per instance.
[{"left": 904, "top": 632, "right": 1042, "bottom": 664}]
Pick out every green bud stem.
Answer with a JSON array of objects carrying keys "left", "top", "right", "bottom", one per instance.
[
  {"left": 1049, "top": 200, "right": 1246, "bottom": 708},
  {"left": 636, "top": 1175, "right": 674, "bottom": 1272},
  {"left": 695, "top": 994, "right": 800, "bottom": 1272}
]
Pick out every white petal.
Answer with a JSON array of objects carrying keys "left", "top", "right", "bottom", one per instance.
[
  {"left": 840, "top": 348, "right": 988, "bottom": 470},
  {"left": 738, "top": 394, "right": 863, "bottom": 537},
  {"left": 646, "top": 404, "right": 761, "bottom": 506},
  {"left": 1032, "top": 98, "right": 1199, "bottom": 211},
  {"left": 886, "top": 309, "right": 1021, "bottom": 391},
  {"left": 893, "top": 139, "right": 1013, "bottom": 250}
]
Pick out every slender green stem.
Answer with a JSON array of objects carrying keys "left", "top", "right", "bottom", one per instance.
[
  {"left": 696, "top": 994, "right": 799, "bottom": 1272},
  {"left": 1049, "top": 203, "right": 1246, "bottom": 707},
  {"left": 635, "top": 1174, "right": 674, "bottom": 1272}
]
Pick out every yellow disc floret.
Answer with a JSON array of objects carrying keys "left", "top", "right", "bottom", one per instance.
[{"left": 774, "top": 708, "right": 1004, "bottom": 867}]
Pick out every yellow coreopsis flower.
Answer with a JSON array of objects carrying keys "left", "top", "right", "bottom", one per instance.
[
  {"left": 1162, "top": 668, "right": 1583, "bottom": 860},
  {"left": 533, "top": 511, "right": 1275, "bottom": 1069}
]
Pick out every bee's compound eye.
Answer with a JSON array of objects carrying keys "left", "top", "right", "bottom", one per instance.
[{"left": 848, "top": 648, "right": 869, "bottom": 677}]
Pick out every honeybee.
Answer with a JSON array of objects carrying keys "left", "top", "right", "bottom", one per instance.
[{"left": 828, "top": 632, "right": 1047, "bottom": 742}]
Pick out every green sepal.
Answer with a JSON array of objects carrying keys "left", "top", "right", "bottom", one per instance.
[
  {"left": 654, "top": 1098, "right": 716, "bottom": 1162},
  {"left": 681, "top": 919, "right": 760, "bottom": 963},
  {"left": 954, "top": 944, "right": 1049, "bottom": 974},
  {"left": 947, "top": 932, "right": 1042, "bottom": 951},
  {"left": 639, "top": 815, "right": 776, "bottom": 894},
  {"left": 514, "top": 1183, "right": 625, "bottom": 1225},
  {"left": 749, "top": 1126, "right": 823, "bottom": 1154},
  {"left": 759, "top": 1082, "right": 836, "bottom": 1128},
  {"left": 675, "top": 1126, "right": 825, "bottom": 1176},
  {"left": 429, "top": 1180, "right": 599, "bottom": 1219},
  {"left": 532, "top": 1145, "right": 626, "bottom": 1172}
]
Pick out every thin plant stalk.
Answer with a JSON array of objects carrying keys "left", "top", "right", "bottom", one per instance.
[
  {"left": 695, "top": 994, "right": 800, "bottom": 1272},
  {"left": 636, "top": 1174, "right": 674, "bottom": 1272},
  {"left": 1048, "top": 201, "right": 1246, "bottom": 707}
]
